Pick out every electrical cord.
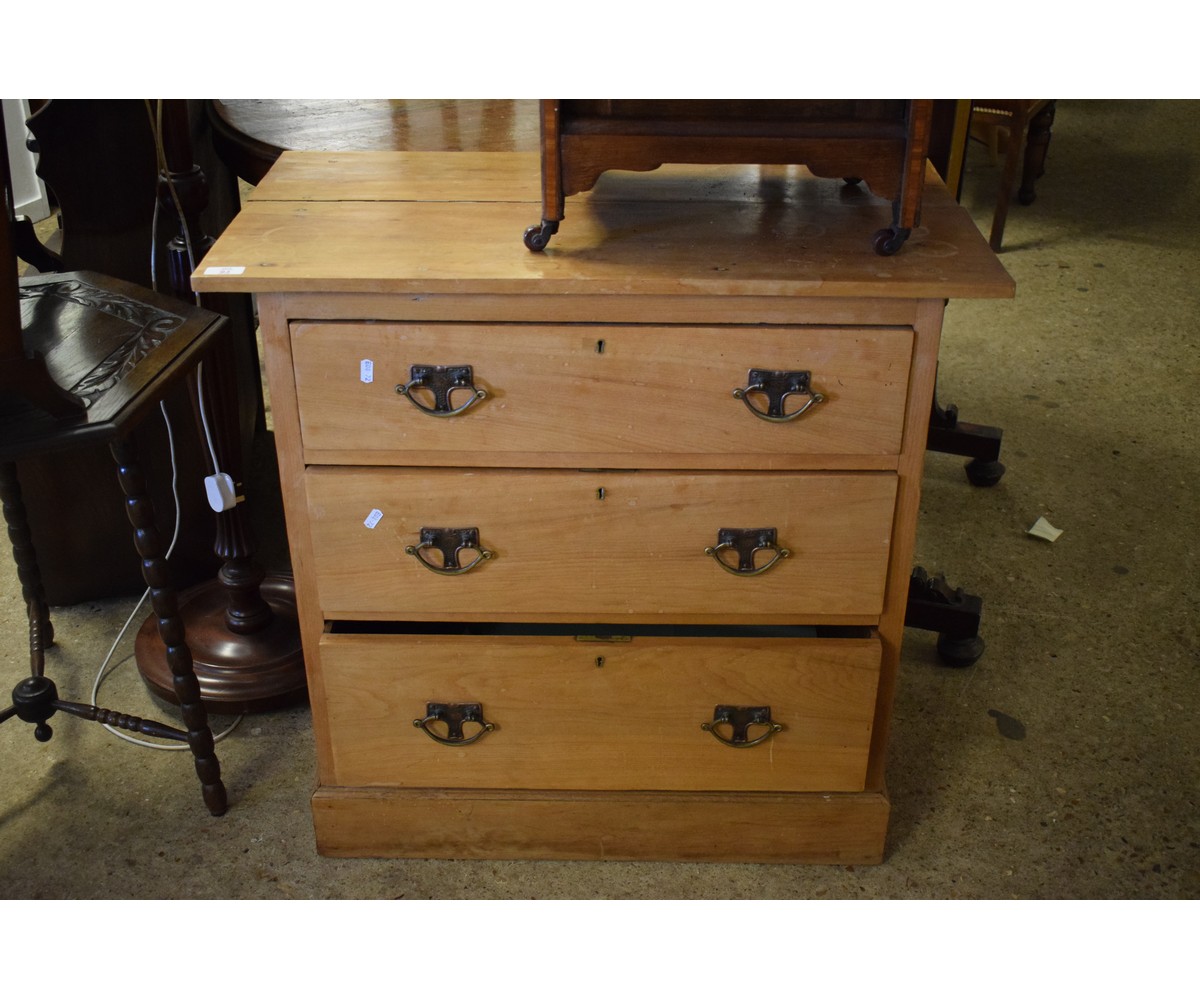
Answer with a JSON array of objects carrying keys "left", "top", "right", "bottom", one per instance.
[
  {"left": 196, "top": 359, "right": 221, "bottom": 473},
  {"left": 145, "top": 100, "right": 229, "bottom": 504},
  {"left": 147, "top": 99, "right": 200, "bottom": 305}
]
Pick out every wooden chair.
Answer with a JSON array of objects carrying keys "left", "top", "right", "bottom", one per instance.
[
  {"left": 970, "top": 101, "right": 1056, "bottom": 250},
  {"left": 0, "top": 116, "right": 228, "bottom": 815}
]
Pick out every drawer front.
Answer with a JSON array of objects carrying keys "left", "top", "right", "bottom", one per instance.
[
  {"left": 319, "top": 632, "right": 880, "bottom": 792},
  {"left": 306, "top": 468, "right": 897, "bottom": 620},
  {"left": 290, "top": 322, "right": 913, "bottom": 462}
]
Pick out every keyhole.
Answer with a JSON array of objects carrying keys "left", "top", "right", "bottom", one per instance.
[
  {"left": 596, "top": 487, "right": 606, "bottom": 500},
  {"left": 596, "top": 339, "right": 606, "bottom": 354}
]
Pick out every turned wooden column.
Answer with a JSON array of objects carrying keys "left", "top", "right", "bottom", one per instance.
[
  {"left": 0, "top": 462, "right": 53, "bottom": 675},
  {"left": 133, "top": 100, "right": 305, "bottom": 714},
  {"left": 114, "top": 435, "right": 228, "bottom": 815}
]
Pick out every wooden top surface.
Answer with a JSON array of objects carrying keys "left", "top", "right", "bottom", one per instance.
[{"left": 193, "top": 151, "right": 1013, "bottom": 300}]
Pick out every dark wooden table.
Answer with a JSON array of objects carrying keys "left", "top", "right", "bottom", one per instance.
[{"left": 208, "top": 100, "right": 541, "bottom": 184}]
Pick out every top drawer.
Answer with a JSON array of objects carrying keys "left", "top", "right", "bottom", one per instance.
[{"left": 290, "top": 322, "right": 913, "bottom": 466}]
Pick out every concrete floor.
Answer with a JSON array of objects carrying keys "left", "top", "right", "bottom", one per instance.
[{"left": 1, "top": 100, "right": 1196, "bottom": 900}]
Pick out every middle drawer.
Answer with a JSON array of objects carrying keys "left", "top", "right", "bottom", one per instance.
[{"left": 306, "top": 468, "right": 897, "bottom": 622}]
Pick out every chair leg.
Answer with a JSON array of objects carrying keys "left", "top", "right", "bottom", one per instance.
[
  {"left": 1018, "top": 101, "right": 1056, "bottom": 205},
  {"left": 989, "top": 107, "right": 1031, "bottom": 252},
  {"left": 0, "top": 461, "right": 54, "bottom": 676},
  {"left": 109, "top": 435, "right": 228, "bottom": 816}
]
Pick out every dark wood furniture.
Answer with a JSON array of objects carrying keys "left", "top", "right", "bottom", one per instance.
[
  {"left": 524, "top": 100, "right": 934, "bottom": 255},
  {"left": 17, "top": 102, "right": 219, "bottom": 602},
  {"left": 1, "top": 139, "right": 228, "bottom": 811},
  {"left": 23, "top": 100, "right": 307, "bottom": 715},
  {"left": 969, "top": 101, "right": 1056, "bottom": 250}
]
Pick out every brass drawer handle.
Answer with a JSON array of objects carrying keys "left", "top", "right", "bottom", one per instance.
[
  {"left": 733, "top": 368, "right": 824, "bottom": 422},
  {"left": 405, "top": 527, "right": 494, "bottom": 575},
  {"left": 701, "top": 705, "right": 783, "bottom": 748},
  {"left": 413, "top": 702, "right": 495, "bottom": 746},
  {"left": 704, "top": 528, "right": 790, "bottom": 576},
  {"left": 396, "top": 364, "right": 487, "bottom": 417}
]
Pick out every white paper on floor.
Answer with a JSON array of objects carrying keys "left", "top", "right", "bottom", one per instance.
[{"left": 1027, "top": 516, "right": 1063, "bottom": 542}]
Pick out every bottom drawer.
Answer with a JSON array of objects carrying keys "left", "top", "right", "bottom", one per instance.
[{"left": 319, "top": 629, "right": 881, "bottom": 793}]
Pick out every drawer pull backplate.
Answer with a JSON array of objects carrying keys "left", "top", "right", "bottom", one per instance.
[
  {"left": 701, "top": 705, "right": 783, "bottom": 748},
  {"left": 704, "top": 527, "right": 791, "bottom": 577},
  {"left": 733, "top": 368, "right": 825, "bottom": 423},
  {"left": 413, "top": 702, "right": 495, "bottom": 746},
  {"left": 396, "top": 364, "right": 487, "bottom": 417},
  {"left": 405, "top": 527, "right": 494, "bottom": 575}
]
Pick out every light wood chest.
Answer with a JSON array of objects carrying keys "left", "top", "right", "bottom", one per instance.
[{"left": 194, "top": 151, "right": 1012, "bottom": 863}]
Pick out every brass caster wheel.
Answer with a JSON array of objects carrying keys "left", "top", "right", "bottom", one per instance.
[
  {"left": 872, "top": 226, "right": 911, "bottom": 256},
  {"left": 523, "top": 219, "right": 559, "bottom": 251}
]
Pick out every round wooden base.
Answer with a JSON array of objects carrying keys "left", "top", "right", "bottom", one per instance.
[{"left": 134, "top": 574, "right": 307, "bottom": 715}]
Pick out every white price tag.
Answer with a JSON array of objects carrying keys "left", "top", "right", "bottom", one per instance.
[
  {"left": 363, "top": 508, "right": 384, "bottom": 529},
  {"left": 360, "top": 359, "right": 374, "bottom": 383},
  {"left": 203, "top": 266, "right": 246, "bottom": 275}
]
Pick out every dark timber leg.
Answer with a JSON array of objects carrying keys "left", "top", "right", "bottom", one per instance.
[
  {"left": 526, "top": 101, "right": 562, "bottom": 252},
  {"left": 926, "top": 370, "right": 1006, "bottom": 487},
  {"left": 1018, "top": 102, "right": 1055, "bottom": 206},
  {"left": 110, "top": 435, "right": 227, "bottom": 816},
  {"left": 0, "top": 462, "right": 220, "bottom": 765},
  {"left": 4, "top": 673, "right": 199, "bottom": 746},
  {"left": 905, "top": 567, "right": 986, "bottom": 668},
  {"left": 0, "top": 461, "right": 54, "bottom": 676}
]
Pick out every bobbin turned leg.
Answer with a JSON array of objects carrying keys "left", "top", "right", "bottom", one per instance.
[
  {"left": 0, "top": 461, "right": 54, "bottom": 675},
  {"left": 1, "top": 462, "right": 211, "bottom": 752},
  {"left": 110, "top": 435, "right": 227, "bottom": 816}
]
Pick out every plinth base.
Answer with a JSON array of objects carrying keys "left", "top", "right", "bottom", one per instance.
[
  {"left": 135, "top": 573, "right": 307, "bottom": 714},
  {"left": 312, "top": 786, "right": 890, "bottom": 863}
]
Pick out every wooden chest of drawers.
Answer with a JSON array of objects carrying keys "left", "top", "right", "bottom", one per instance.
[{"left": 194, "top": 151, "right": 1012, "bottom": 863}]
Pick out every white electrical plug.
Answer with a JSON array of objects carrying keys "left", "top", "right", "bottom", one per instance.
[{"left": 204, "top": 473, "right": 238, "bottom": 512}]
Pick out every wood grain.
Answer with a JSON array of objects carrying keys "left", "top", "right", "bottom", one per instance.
[
  {"left": 211, "top": 142, "right": 1012, "bottom": 863},
  {"left": 192, "top": 153, "right": 1013, "bottom": 300},
  {"left": 311, "top": 785, "right": 891, "bottom": 863},
  {"left": 320, "top": 633, "right": 879, "bottom": 792},
  {"left": 304, "top": 468, "right": 897, "bottom": 621},
  {"left": 250, "top": 150, "right": 540, "bottom": 203},
  {"left": 290, "top": 321, "right": 913, "bottom": 463}
]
